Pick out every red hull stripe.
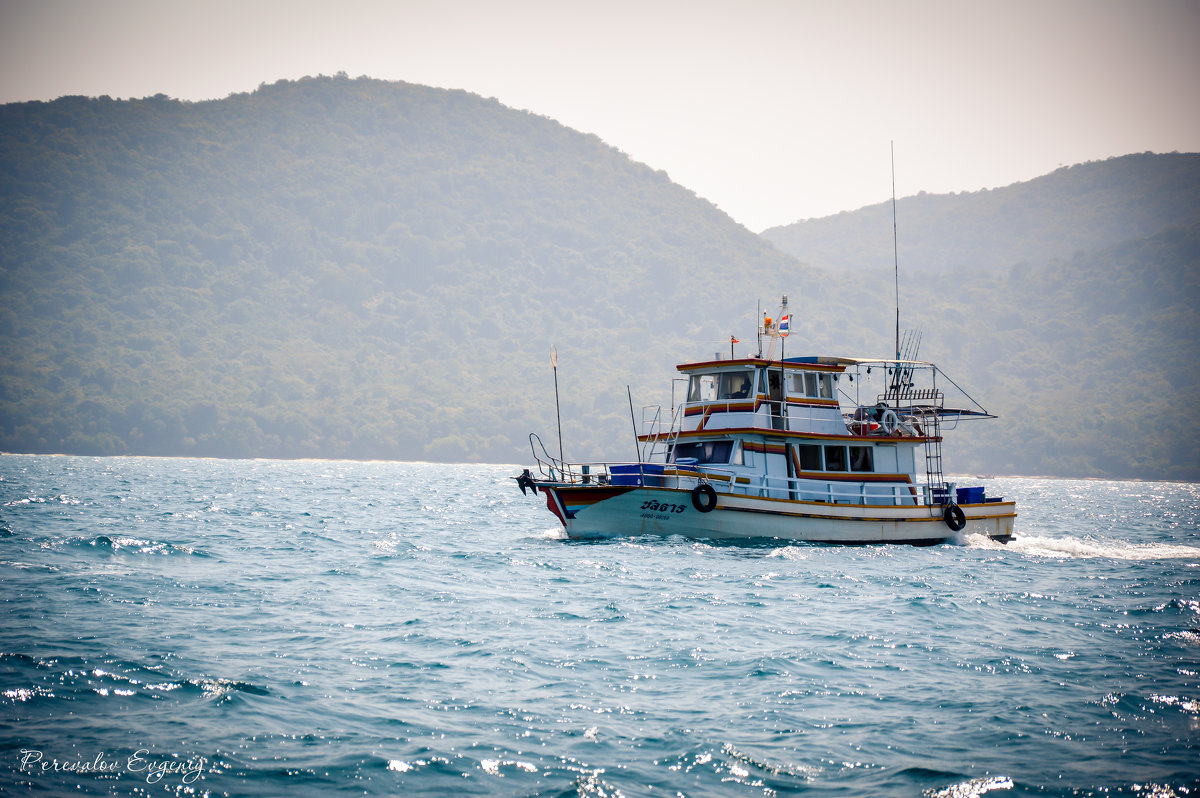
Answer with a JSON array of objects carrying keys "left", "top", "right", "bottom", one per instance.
[
  {"left": 544, "top": 490, "right": 568, "bottom": 526},
  {"left": 547, "top": 486, "right": 638, "bottom": 521}
]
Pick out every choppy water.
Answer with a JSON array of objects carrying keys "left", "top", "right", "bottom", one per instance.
[{"left": 1, "top": 454, "right": 1197, "bottom": 797}]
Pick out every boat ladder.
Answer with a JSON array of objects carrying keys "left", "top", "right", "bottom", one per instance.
[{"left": 923, "top": 411, "right": 947, "bottom": 512}]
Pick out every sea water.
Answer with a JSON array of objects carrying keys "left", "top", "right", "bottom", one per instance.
[{"left": 1, "top": 454, "right": 1197, "bottom": 797}]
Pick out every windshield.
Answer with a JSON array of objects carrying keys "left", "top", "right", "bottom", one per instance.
[{"left": 687, "top": 372, "right": 754, "bottom": 402}]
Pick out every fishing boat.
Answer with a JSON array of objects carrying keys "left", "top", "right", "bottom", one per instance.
[{"left": 514, "top": 297, "right": 1015, "bottom": 545}]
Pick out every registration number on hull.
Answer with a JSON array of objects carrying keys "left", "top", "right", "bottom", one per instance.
[{"left": 640, "top": 499, "right": 686, "bottom": 520}]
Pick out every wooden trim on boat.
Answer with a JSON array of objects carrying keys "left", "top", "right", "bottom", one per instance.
[{"left": 640, "top": 426, "right": 940, "bottom": 444}]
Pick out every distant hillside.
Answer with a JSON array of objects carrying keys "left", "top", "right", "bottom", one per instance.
[
  {"left": 910, "top": 219, "right": 1200, "bottom": 480},
  {"left": 761, "top": 153, "right": 1200, "bottom": 481},
  {"left": 1, "top": 76, "right": 1197, "bottom": 480},
  {"left": 0, "top": 76, "right": 825, "bottom": 463},
  {"left": 761, "top": 153, "right": 1200, "bottom": 274}
]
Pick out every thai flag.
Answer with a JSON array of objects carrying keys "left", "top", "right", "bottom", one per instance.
[{"left": 779, "top": 315, "right": 790, "bottom": 337}]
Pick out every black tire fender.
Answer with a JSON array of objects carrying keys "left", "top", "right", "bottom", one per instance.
[
  {"left": 691, "top": 483, "right": 717, "bottom": 513},
  {"left": 944, "top": 504, "right": 967, "bottom": 531}
]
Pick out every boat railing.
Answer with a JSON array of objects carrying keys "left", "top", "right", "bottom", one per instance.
[
  {"left": 674, "top": 468, "right": 936, "bottom": 507},
  {"left": 639, "top": 404, "right": 679, "bottom": 456},
  {"left": 735, "top": 473, "right": 922, "bottom": 506},
  {"left": 679, "top": 400, "right": 748, "bottom": 424},
  {"left": 680, "top": 398, "right": 941, "bottom": 438},
  {"left": 526, "top": 433, "right": 664, "bottom": 486},
  {"left": 526, "top": 433, "right": 604, "bottom": 483},
  {"left": 529, "top": 433, "right": 960, "bottom": 508}
]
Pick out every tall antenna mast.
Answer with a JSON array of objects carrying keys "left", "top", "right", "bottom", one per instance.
[
  {"left": 891, "top": 141, "right": 900, "bottom": 362},
  {"left": 551, "top": 345, "right": 563, "bottom": 465}
]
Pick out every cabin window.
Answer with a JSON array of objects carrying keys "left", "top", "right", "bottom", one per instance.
[
  {"left": 796, "top": 444, "right": 822, "bottom": 471},
  {"left": 849, "top": 446, "right": 874, "bottom": 472},
  {"left": 786, "top": 372, "right": 834, "bottom": 398},
  {"left": 688, "top": 373, "right": 753, "bottom": 401},
  {"left": 673, "top": 440, "right": 734, "bottom": 464},
  {"left": 823, "top": 445, "right": 847, "bottom": 471},
  {"left": 687, "top": 374, "right": 717, "bottom": 402},
  {"left": 789, "top": 372, "right": 833, "bottom": 399},
  {"left": 718, "top": 372, "right": 754, "bottom": 400}
]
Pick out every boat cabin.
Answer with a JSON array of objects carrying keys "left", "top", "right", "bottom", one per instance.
[{"left": 641, "top": 356, "right": 935, "bottom": 506}]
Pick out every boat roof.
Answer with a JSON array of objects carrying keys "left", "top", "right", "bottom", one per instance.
[{"left": 676, "top": 356, "right": 936, "bottom": 372}]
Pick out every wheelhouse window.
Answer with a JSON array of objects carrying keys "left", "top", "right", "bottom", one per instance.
[
  {"left": 789, "top": 371, "right": 836, "bottom": 399},
  {"left": 687, "top": 374, "right": 717, "bottom": 402},
  {"left": 687, "top": 372, "right": 754, "bottom": 401},
  {"left": 719, "top": 372, "right": 753, "bottom": 399},
  {"left": 673, "top": 439, "right": 736, "bottom": 464}
]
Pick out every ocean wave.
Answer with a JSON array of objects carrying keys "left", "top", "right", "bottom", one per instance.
[
  {"left": 925, "top": 775, "right": 1014, "bottom": 798},
  {"left": 767, "top": 545, "right": 810, "bottom": 561},
  {"left": 3, "top": 685, "right": 56, "bottom": 702},
  {"left": 720, "top": 742, "right": 819, "bottom": 781},
  {"left": 1, "top": 653, "right": 183, "bottom": 703},
  {"left": 961, "top": 532, "right": 1200, "bottom": 561},
  {"left": 4, "top": 493, "right": 84, "bottom": 507},
  {"left": 188, "top": 676, "right": 270, "bottom": 700},
  {"left": 71, "top": 534, "right": 205, "bottom": 556},
  {"left": 0, "top": 652, "right": 267, "bottom": 707}
]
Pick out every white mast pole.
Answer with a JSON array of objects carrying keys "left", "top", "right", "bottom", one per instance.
[
  {"left": 551, "top": 345, "right": 563, "bottom": 467},
  {"left": 891, "top": 141, "right": 900, "bottom": 365}
]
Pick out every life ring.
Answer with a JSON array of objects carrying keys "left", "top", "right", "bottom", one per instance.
[
  {"left": 943, "top": 504, "right": 966, "bottom": 531},
  {"left": 877, "top": 408, "right": 898, "bottom": 435},
  {"left": 691, "top": 483, "right": 717, "bottom": 513}
]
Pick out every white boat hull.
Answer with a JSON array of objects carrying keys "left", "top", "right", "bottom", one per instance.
[{"left": 542, "top": 484, "right": 1015, "bottom": 545}]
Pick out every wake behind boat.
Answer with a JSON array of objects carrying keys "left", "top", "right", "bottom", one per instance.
[{"left": 515, "top": 297, "right": 1015, "bottom": 545}]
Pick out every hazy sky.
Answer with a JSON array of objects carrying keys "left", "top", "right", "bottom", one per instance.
[{"left": 2, "top": 0, "right": 1197, "bottom": 231}]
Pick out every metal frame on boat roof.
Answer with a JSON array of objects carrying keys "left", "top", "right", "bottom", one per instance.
[{"left": 838, "top": 357, "right": 996, "bottom": 424}]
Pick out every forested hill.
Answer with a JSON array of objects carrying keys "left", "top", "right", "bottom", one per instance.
[
  {"left": 761, "top": 152, "right": 1200, "bottom": 275},
  {"left": 0, "top": 75, "right": 817, "bottom": 463},
  {"left": 760, "top": 152, "right": 1200, "bottom": 481},
  {"left": 1, "top": 76, "right": 1197, "bottom": 480}
]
